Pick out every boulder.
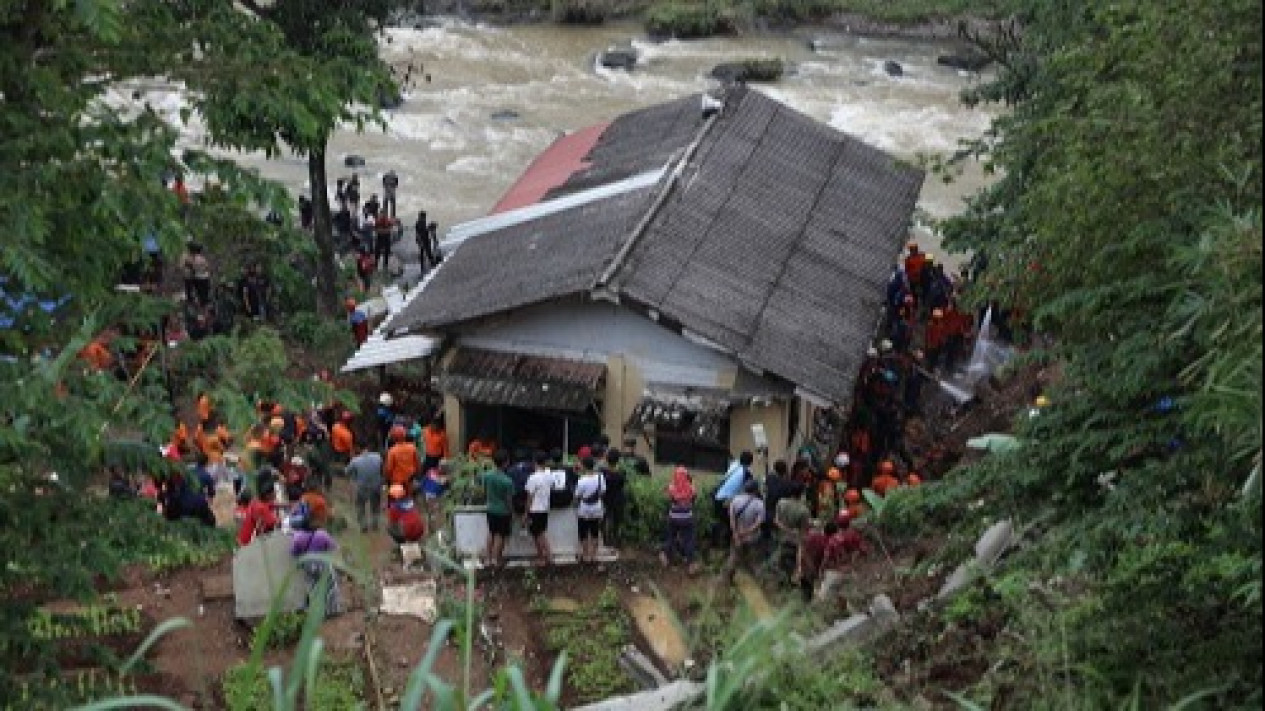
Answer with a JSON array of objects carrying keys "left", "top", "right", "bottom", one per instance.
[
  {"left": 490, "top": 109, "right": 521, "bottom": 121},
  {"left": 599, "top": 48, "right": 638, "bottom": 71},
  {"left": 883, "top": 60, "right": 904, "bottom": 77},
  {"left": 937, "top": 51, "right": 992, "bottom": 72},
  {"left": 710, "top": 58, "right": 784, "bottom": 84},
  {"left": 343, "top": 154, "right": 367, "bottom": 168}
]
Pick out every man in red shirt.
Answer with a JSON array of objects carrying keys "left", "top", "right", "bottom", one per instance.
[
  {"left": 237, "top": 481, "right": 280, "bottom": 546},
  {"left": 816, "top": 510, "right": 868, "bottom": 605},
  {"left": 903, "top": 242, "right": 927, "bottom": 301},
  {"left": 797, "top": 521, "right": 834, "bottom": 604},
  {"left": 386, "top": 484, "right": 425, "bottom": 544}
]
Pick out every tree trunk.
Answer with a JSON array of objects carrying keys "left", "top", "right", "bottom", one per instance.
[{"left": 308, "top": 142, "right": 341, "bottom": 317}]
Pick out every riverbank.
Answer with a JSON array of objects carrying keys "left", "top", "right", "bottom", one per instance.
[{"left": 406, "top": 0, "right": 1014, "bottom": 43}]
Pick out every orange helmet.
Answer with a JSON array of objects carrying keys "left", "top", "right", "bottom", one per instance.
[
  {"left": 844, "top": 488, "right": 861, "bottom": 504},
  {"left": 931, "top": 308, "right": 944, "bottom": 318},
  {"left": 388, "top": 484, "right": 405, "bottom": 499},
  {"left": 390, "top": 425, "right": 407, "bottom": 442},
  {"left": 827, "top": 467, "right": 843, "bottom": 482},
  {"left": 907, "top": 473, "right": 922, "bottom": 487},
  {"left": 879, "top": 460, "right": 895, "bottom": 474}
]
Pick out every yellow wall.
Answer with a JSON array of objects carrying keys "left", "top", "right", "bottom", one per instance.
[
  {"left": 729, "top": 400, "right": 790, "bottom": 467},
  {"left": 602, "top": 354, "right": 645, "bottom": 455},
  {"left": 443, "top": 394, "right": 463, "bottom": 457}
]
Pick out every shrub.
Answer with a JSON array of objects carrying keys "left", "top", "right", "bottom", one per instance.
[{"left": 644, "top": 1, "right": 730, "bottom": 39}]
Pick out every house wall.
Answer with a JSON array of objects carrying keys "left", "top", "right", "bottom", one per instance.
[
  {"left": 444, "top": 300, "right": 797, "bottom": 469},
  {"left": 729, "top": 400, "right": 791, "bottom": 469}
]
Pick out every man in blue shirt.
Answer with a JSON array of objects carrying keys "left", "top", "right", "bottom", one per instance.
[{"left": 711, "top": 451, "right": 754, "bottom": 548}]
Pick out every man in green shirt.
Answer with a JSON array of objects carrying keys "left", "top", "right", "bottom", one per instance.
[
  {"left": 479, "top": 450, "right": 516, "bottom": 568},
  {"left": 769, "top": 482, "right": 811, "bottom": 583}
]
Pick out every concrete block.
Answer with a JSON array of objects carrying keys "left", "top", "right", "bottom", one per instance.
[
  {"left": 232, "top": 532, "right": 307, "bottom": 620},
  {"left": 380, "top": 579, "right": 437, "bottom": 622},
  {"left": 974, "top": 519, "right": 1015, "bottom": 567},
  {"left": 571, "top": 680, "right": 703, "bottom": 711},
  {"left": 868, "top": 594, "right": 899, "bottom": 628},
  {"left": 453, "top": 506, "right": 583, "bottom": 561}
]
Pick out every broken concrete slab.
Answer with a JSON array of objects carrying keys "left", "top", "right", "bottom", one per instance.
[
  {"left": 936, "top": 562, "right": 975, "bottom": 600},
  {"left": 380, "top": 579, "right": 437, "bottom": 622},
  {"left": 618, "top": 644, "right": 668, "bottom": 689},
  {"left": 232, "top": 532, "right": 308, "bottom": 620},
  {"left": 572, "top": 680, "right": 703, "bottom": 711},
  {"left": 974, "top": 519, "right": 1016, "bottom": 567},
  {"left": 399, "top": 543, "right": 423, "bottom": 570},
  {"left": 628, "top": 595, "right": 689, "bottom": 671},
  {"left": 803, "top": 613, "right": 875, "bottom": 654}
]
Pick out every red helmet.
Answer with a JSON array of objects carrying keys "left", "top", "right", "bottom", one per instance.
[
  {"left": 390, "top": 425, "right": 406, "bottom": 442},
  {"left": 843, "top": 488, "right": 861, "bottom": 504},
  {"left": 879, "top": 460, "right": 895, "bottom": 474},
  {"left": 903, "top": 295, "right": 914, "bottom": 304}
]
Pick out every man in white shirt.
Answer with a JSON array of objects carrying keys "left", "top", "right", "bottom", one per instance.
[
  {"left": 572, "top": 456, "right": 605, "bottom": 566},
  {"left": 523, "top": 451, "right": 554, "bottom": 566}
]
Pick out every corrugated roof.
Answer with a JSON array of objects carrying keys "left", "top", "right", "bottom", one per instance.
[
  {"left": 387, "top": 87, "right": 924, "bottom": 405},
  {"left": 544, "top": 94, "right": 704, "bottom": 200},
  {"left": 615, "top": 87, "right": 924, "bottom": 403},
  {"left": 389, "top": 184, "right": 657, "bottom": 333},
  {"left": 436, "top": 347, "right": 606, "bottom": 412},
  {"left": 490, "top": 122, "right": 610, "bottom": 214}
]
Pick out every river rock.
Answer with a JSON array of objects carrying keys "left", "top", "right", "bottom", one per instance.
[
  {"left": 599, "top": 48, "right": 637, "bottom": 71},
  {"left": 344, "top": 154, "right": 367, "bottom": 168},
  {"left": 883, "top": 60, "right": 904, "bottom": 77},
  {"left": 937, "top": 51, "right": 992, "bottom": 72},
  {"left": 490, "top": 109, "right": 521, "bottom": 121},
  {"left": 710, "top": 59, "right": 784, "bottom": 84}
]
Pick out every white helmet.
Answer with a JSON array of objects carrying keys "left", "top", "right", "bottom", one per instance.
[
  {"left": 290, "top": 456, "right": 305, "bottom": 466},
  {"left": 378, "top": 392, "right": 394, "bottom": 406},
  {"left": 879, "top": 339, "right": 893, "bottom": 352},
  {"left": 866, "top": 347, "right": 879, "bottom": 358},
  {"left": 833, "top": 453, "right": 850, "bottom": 468}
]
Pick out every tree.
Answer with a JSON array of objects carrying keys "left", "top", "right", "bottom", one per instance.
[
  {"left": 193, "top": 0, "right": 403, "bottom": 317},
  {"left": 0, "top": 1, "right": 350, "bottom": 703},
  {"left": 930, "top": 0, "right": 1262, "bottom": 704}
]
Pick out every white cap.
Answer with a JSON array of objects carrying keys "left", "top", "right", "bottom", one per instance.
[
  {"left": 378, "top": 392, "right": 394, "bottom": 406},
  {"left": 290, "top": 456, "right": 305, "bottom": 466},
  {"left": 866, "top": 347, "right": 879, "bottom": 358},
  {"left": 834, "top": 453, "right": 850, "bottom": 468},
  {"left": 879, "top": 339, "right": 893, "bottom": 352}
]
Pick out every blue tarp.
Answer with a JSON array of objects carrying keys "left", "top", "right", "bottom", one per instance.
[{"left": 0, "top": 276, "right": 72, "bottom": 330}]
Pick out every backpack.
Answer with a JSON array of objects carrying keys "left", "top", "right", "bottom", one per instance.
[{"left": 548, "top": 468, "right": 574, "bottom": 508}]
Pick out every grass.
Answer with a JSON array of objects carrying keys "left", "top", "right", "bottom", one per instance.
[{"left": 538, "top": 584, "right": 635, "bottom": 703}]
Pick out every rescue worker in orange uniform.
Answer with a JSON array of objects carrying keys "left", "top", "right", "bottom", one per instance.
[
  {"left": 385, "top": 425, "right": 420, "bottom": 493},
  {"left": 330, "top": 410, "right": 356, "bottom": 466},
  {"left": 871, "top": 460, "right": 901, "bottom": 496}
]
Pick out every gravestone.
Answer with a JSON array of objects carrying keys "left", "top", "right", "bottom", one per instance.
[{"left": 232, "top": 532, "right": 307, "bottom": 620}]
